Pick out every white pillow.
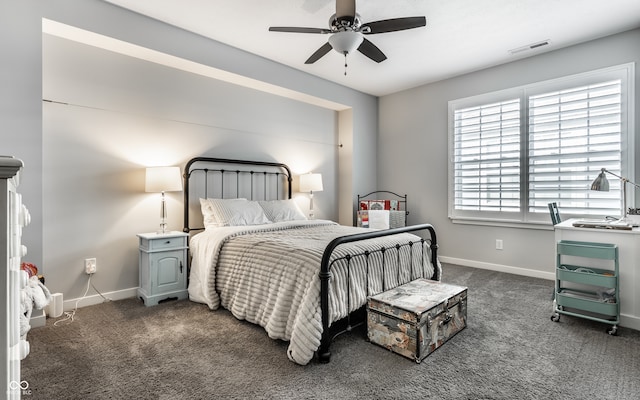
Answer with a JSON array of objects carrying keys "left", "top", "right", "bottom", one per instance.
[
  {"left": 200, "top": 198, "right": 271, "bottom": 227},
  {"left": 200, "top": 198, "right": 235, "bottom": 228},
  {"left": 259, "top": 199, "right": 307, "bottom": 222}
]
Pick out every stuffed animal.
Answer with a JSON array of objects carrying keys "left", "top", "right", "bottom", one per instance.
[
  {"left": 19, "top": 287, "right": 32, "bottom": 337},
  {"left": 20, "top": 273, "right": 52, "bottom": 337},
  {"left": 20, "top": 262, "right": 38, "bottom": 278},
  {"left": 27, "top": 276, "right": 51, "bottom": 310}
]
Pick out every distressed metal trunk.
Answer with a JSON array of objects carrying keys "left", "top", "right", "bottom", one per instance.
[{"left": 367, "top": 278, "right": 467, "bottom": 363}]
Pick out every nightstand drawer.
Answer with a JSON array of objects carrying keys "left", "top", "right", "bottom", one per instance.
[
  {"left": 138, "top": 232, "right": 188, "bottom": 252},
  {"left": 147, "top": 236, "right": 186, "bottom": 250}
]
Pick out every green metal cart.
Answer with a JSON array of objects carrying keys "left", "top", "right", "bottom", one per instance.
[{"left": 551, "top": 240, "right": 619, "bottom": 335}]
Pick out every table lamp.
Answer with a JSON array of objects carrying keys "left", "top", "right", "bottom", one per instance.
[
  {"left": 145, "top": 166, "right": 183, "bottom": 233},
  {"left": 299, "top": 173, "right": 323, "bottom": 219}
]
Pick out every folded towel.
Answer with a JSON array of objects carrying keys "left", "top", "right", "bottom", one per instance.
[{"left": 368, "top": 210, "right": 390, "bottom": 229}]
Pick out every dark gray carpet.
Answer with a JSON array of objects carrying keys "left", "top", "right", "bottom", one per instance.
[{"left": 22, "top": 264, "right": 640, "bottom": 399}]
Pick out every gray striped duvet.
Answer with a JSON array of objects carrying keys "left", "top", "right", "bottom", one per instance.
[{"left": 188, "top": 220, "right": 438, "bottom": 365}]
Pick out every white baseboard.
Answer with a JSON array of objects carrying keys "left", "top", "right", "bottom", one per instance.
[
  {"left": 62, "top": 287, "right": 138, "bottom": 312},
  {"left": 621, "top": 315, "right": 640, "bottom": 331},
  {"left": 30, "top": 309, "right": 46, "bottom": 328},
  {"left": 439, "top": 255, "right": 555, "bottom": 281}
]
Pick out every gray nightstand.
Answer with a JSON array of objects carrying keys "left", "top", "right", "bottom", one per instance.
[{"left": 137, "top": 231, "right": 188, "bottom": 306}]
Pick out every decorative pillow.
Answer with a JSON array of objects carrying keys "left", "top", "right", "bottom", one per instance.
[
  {"left": 200, "top": 198, "right": 230, "bottom": 228},
  {"left": 259, "top": 199, "right": 307, "bottom": 222},
  {"left": 200, "top": 198, "right": 271, "bottom": 227}
]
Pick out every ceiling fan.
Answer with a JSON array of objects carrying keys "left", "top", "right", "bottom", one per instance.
[{"left": 269, "top": 0, "right": 426, "bottom": 73}]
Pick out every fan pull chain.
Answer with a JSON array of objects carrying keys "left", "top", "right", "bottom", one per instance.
[{"left": 343, "top": 52, "right": 348, "bottom": 76}]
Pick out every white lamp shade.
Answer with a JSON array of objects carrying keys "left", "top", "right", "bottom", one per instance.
[
  {"left": 145, "top": 166, "right": 182, "bottom": 193},
  {"left": 328, "top": 31, "right": 364, "bottom": 54},
  {"left": 299, "top": 173, "right": 323, "bottom": 193}
]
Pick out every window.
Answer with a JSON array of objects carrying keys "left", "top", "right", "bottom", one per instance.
[
  {"left": 449, "top": 64, "right": 634, "bottom": 225},
  {"left": 451, "top": 98, "right": 521, "bottom": 214}
]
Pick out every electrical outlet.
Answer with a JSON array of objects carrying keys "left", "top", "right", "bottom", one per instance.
[
  {"left": 496, "top": 239, "right": 503, "bottom": 250},
  {"left": 84, "top": 258, "right": 97, "bottom": 274}
]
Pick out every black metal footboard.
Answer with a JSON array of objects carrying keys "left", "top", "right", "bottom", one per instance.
[{"left": 317, "top": 223, "right": 439, "bottom": 363}]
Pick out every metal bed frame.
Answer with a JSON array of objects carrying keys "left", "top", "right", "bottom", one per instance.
[{"left": 183, "top": 157, "right": 439, "bottom": 363}]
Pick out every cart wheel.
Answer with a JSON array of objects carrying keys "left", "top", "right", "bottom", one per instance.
[
  {"left": 607, "top": 325, "right": 618, "bottom": 336},
  {"left": 551, "top": 314, "right": 560, "bottom": 322}
]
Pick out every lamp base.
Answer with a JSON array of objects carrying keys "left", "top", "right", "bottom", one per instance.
[
  {"left": 158, "top": 192, "right": 168, "bottom": 234},
  {"left": 626, "top": 214, "right": 640, "bottom": 227},
  {"left": 613, "top": 216, "right": 636, "bottom": 227}
]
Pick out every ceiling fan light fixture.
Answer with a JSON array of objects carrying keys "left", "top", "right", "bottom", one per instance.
[
  {"left": 328, "top": 31, "right": 363, "bottom": 55},
  {"left": 268, "top": 1, "right": 426, "bottom": 68}
]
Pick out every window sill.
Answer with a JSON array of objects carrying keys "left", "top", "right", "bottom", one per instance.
[{"left": 450, "top": 217, "right": 554, "bottom": 231}]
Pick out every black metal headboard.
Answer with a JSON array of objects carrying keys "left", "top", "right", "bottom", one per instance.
[{"left": 183, "top": 157, "right": 293, "bottom": 233}]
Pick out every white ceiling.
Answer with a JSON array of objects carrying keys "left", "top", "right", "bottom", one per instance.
[{"left": 103, "top": 0, "right": 640, "bottom": 97}]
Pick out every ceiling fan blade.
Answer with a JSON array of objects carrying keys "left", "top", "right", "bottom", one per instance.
[
  {"left": 363, "top": 16, "right": 426, "bottom": 34},
  {"left": 269, "top": 26, "right": 332, "bottom": 34},
  {"left": 305, "top": 42, "right": 333, "bottom": 64},
  {"left": 357, "top": 38, "right": 387, "bottom": 63},
  {"left": 336, "top": 0, "right": 356, "bottom": 19}
]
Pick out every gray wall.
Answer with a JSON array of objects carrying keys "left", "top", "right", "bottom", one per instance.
[
  {"left": 3, "top": 0, "right": 379, "bottom": 303},
  {"left": 1, "top": 1, "right": 44, "bottom": 268},
  {"left": 42, "top": 34, "right": 342, "bottom": 299},
  {"left": 378, "top": 28, "right": 640, "bottom": 278}
]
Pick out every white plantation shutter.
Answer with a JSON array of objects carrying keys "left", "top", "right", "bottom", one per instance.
[
  {"left": 453, "top": 99, "right": 521, "bottom": 213},
  {"left": 449, "top": 64, "right": 633, "bottom": 224},
  {"left": 528, "top": 80, "right": 622, "bottom": 216}
]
